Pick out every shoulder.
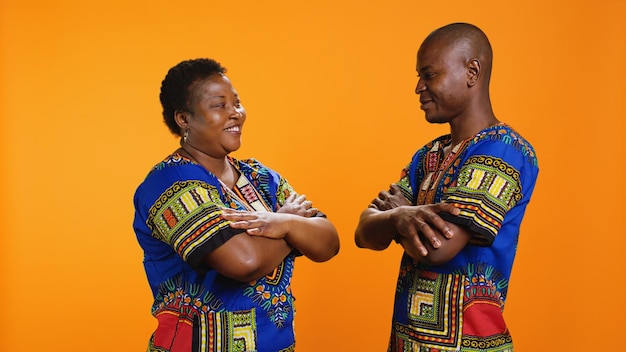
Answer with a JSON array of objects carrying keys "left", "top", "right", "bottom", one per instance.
[
  {"left": 146, "top": 152, "right": 196, "bottom": 176},
  {"left": 134, "top": 153, "right": 218, "bottom": 204},
  {"left": 468, "top": 123, "right": 538, "bottom": 167}
]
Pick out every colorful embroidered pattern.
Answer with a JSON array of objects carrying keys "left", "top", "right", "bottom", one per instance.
[
  {"left": 153, "top": 153, "right": 195, "bottom": 170},
  {"left": 470, "top": 127, "right": 537, "bottom": 166},
  {"left": 152, "top": 277, "right": 226, "bottom": 316},
  {"left": 444, "top": 155, "right": 522, "bottom": 241},
  {"left": 276, "top": 178, "right": 295, "bottom": 209},
  {"left": 239, "top": 158, "right": 275, "bottom": 204},
  {"left": 147, "top": 180, "right": 229, "bottom": 263},
  {"left": 456, "top": 262, "right": 508, "bottom": 306},
  {"left": 397, "top": 166, "right": 414, "bottom": 203},
  {"left": 209, "top": 309, "right": 258, "bottom": 352},
  {"left": 460, "top": 335, "right": 513, "bottom": 351},
  {"left": 393, "top": 271, "right": 464, "bottom": 350},
  {"left": 150, "top": 275, "right": 294, "bottom": 352},
  {"left": 244, "top": 257, "right": 295, "bottom": 328}
]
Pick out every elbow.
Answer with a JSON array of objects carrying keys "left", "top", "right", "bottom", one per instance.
[
  {"left": 226, "top": 253, "right": 269, "bottom": 283},
  {"left": 354, "top": 237, "right": 368, "bottom": 249},
  {"left": 311, "top": 239, "right": 340, "bottom": 263},
  {"left": 306, "top": 221, "right": 340, "bottom": 262},
  {"left": 354, "top": 213, "right": 392, "bottom": 251},
  {"left": 354, "top": 228, "right": 369, "bottom": 249},
  {"left": 354, "top": 231, "right": 388, "bottom": 251}
]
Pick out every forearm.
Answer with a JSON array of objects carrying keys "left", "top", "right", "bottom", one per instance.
[
  {"left": 204, "top": 233, "right": 293, "bottom": 282},
  {"left": 284, "top": 216, "right": 339, "bottom": 262},
  {"left": 354, "top": 208, "right": 398, "bottom": 250},
  {"left": 399, "top": 220, "right": 472, "bottom": 265},
  {"left": 246, "top": 236, "right": 295, "bottom": 278}
]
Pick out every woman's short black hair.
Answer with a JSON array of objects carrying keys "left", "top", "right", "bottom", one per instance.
[{"left": 159, "top": 58, "right": 227, "bottom": 136}]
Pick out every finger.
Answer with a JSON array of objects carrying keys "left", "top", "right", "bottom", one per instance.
[
  {"left": 246, "top": 228, "right": 262, "bottom": 235},
  {"left": 425, "top": 212, "right": 454, "bottom": 239},
  {"left": 227, "top": 220, "right": 251, "bottom": 228},
  {"left": 221, "top": 213, "right": 259, "bottom": 221},
  {"left": 294, "top": 194, "right": 307, "bottom": 204},
  {"left": 389, "top": 183, "right": 403, "bottom": 194},
  {"left": 220, "top": 208, "right": 252, "bottom": 218},
  {"left": 371, "top": 198, "right": 384, "bottom": 209},
  {"left": 406, "top": 217, "right": 440, "bottom": 249},
  {"left": 229, "top": 219, "right": 264, "bottom": 229},
  {"left": 417, "top": 222, "right": 442, "bottom": 248},
  {"left": 437, "top": 202, "right": 461, "bottom": 216},
  {"left": 405, "top": 232, "right": 429, "bottom": 257},
  {"left": 220, "top": 212, "right": 246, "bottom": 219},
  {"left": 305, "top": 207, "right": 319, "bottom": 217},
  {"left": 286, "top": 193, "right": 297, "bottom": 202},
  {"left": 377, "top": 190, "right": 389, "bottom": 200}
]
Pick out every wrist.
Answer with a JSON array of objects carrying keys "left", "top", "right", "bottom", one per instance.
[{"left": 282, "top": 213, "right": 302, "bottom": 241}]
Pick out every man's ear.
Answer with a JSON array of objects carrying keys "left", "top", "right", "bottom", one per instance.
[
  {"left": 467, "top": 58, "right": 481, "bottom": 87},
  {"left": 174, "top": 110, "right": 189, "bottom": 130}
]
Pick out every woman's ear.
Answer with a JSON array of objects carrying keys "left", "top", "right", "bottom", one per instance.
[
  {"left": 467, "top": 58, "right": 481, "bottom": 87},
  {"left": 174, "top": 110, "right": 189, "bottom": 130}
]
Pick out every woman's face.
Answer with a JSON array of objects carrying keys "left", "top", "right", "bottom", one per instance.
[{"left": 185, "top": 74, "right": 246, "bottom": 158}]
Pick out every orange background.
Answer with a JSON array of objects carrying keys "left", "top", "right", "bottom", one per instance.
[{"left": 1, "top": 0, "right": 625, "bottom": 351}]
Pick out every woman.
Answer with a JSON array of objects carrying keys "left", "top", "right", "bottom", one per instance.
[{"left": 133, "top": 58, "right": 340, "bottom": 352}]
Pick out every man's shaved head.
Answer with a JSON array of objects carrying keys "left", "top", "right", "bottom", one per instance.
[{"left": 422, "top": 23, "right": 493, "bottom": 81}]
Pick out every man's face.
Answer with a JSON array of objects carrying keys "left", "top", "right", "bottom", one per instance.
[{"left": 415, "top": 40, "right": 470, "bottom": 124}]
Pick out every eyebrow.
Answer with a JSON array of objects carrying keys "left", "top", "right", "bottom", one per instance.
[
  {"left": 207, "top": 93, "right": 239, "bottom": 99},
  {"left": 417, "top": 65, "right": 432, "bottom": 72}
]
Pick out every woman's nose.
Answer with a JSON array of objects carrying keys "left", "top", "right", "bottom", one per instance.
[{"left": 230, "top": 105, "right": 245, "bottom": 118}]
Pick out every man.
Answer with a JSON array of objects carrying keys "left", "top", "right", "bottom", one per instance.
[{"left": 354, "top": 23, "right": 539, "bottom": 351}]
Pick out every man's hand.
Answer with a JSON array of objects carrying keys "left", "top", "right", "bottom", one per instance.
[
  {"left": 370, "top": 184, "right": 411, "bottom": 210},
  {"left": 391, "top": 202, "right": 460, "bottom": 258}
]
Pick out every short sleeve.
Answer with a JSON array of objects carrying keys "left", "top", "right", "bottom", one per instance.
[
  {"left": 146, "top": 180, "right": 240, "bottom": 269},
  {"left": 440, "top": 144, "right": 526, "bottom": 246},
  {"left": 275, "top": 177, "right": 296, "bottom": 209},
  {"left": 396, "top": 162, "right": 416, "bottom": 204}
]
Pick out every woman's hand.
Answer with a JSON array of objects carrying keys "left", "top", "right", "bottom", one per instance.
[
  {"left": 221, "top": 208, "right": 292, "bottom": 239},
  {"left": 277, "top": 193, "right": 318, "bottom": 217},
  {"left": 221, "top": 205, "right": 339, "bottom": 262}
]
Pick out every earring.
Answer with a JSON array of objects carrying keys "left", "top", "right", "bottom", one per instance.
[{"left": 183, "top": 129, "right": 189, "bottom": 144}]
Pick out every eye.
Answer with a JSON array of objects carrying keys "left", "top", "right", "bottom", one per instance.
[
  {"left": 418, "top": 72, "right": 435, "bottom": 80},
  {"left": 210, "top": 103, "right": 226, "bottom": 108},
  {"left": 234, "top": 100, "right": 242, "bottom": 108}
]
